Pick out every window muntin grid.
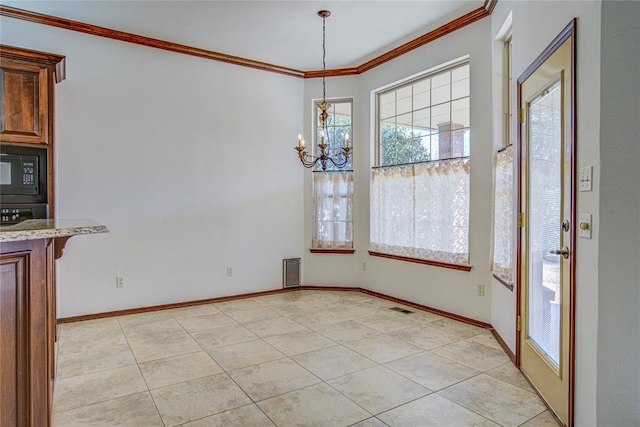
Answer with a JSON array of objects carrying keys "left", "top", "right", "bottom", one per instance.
[
  {"left": 314, "top": 99, "right": 353, "bottom": 171},
  {"left": 378, "top": 62, "right": 470, "bottom": 167}
]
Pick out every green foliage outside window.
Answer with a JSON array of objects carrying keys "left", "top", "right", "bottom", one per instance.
[{"left": 380, "top": 124, "right": 430, "bottom": 166}]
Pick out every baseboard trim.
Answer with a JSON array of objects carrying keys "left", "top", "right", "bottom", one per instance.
[
  {"left": 358, "top": 289, "right": 492, "bottom": 329},
  {"left": 490, "top": 329, "right": 516, "bottom": 363},
  {"left": 57, "top": 288, "right": 298, "bottom": 323},
  {"left": 58, "top": 285, "right": 491, "bottom": 330}
]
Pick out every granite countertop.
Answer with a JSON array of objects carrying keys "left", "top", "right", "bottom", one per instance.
[{"left": 0, "top": 219, "right": 109, "bottom": 243}]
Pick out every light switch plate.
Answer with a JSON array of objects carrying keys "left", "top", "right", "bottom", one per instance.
[
  {"left": 579, "top": 214, "right": 592, "bottom": 239},
  {"left": 579, "top": 166, "right": 593, "bottom": 191}
]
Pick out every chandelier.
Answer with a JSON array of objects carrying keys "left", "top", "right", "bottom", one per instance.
[{"left": 295, "top": 10, "right": 351, "bottom": 171}]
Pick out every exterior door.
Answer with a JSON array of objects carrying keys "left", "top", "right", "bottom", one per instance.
[{"left": 517, "top": 21, "right": 576, "bottom": 426}]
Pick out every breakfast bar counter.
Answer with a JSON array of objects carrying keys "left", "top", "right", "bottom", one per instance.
[
  {"left": 0, "top": 218, "right": 108, "bottom": 242},
  {"left": 0, "top": 219, "right": 108, "bottom": 426}
]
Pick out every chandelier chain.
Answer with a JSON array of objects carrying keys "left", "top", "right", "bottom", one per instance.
[{"left": 322, "top": 14, "right": 326, "bottom": 102}]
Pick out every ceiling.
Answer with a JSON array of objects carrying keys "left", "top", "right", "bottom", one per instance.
[{"left": 3, "top": 1, "right": 483, "bottom": 71}]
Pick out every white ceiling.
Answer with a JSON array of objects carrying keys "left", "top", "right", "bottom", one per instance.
[{"left": 4, "top": 1, "right": 483, "bottom": 70}]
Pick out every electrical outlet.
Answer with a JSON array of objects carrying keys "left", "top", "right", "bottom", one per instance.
[
  {"left": 362, "top": 262, "right": 368, "bottom": 271},
  {"left": 476, "top": 283, "right": 485, "bottom": 296},
  {"left": 116, "top": 276, "right": 125, "bottom": 288},
  {"left": 226, "top": 267, "right": 233, "bottom": 277},
  {"left": 579, "top": 166, "right": 593, "bottom": 191}
]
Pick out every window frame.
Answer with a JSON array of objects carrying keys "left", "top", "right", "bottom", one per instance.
[{"left": 310, "top": 97, "right": 355, "bottom": 253}]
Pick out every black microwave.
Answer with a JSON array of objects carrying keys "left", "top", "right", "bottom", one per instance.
[{"left": 0, "top": 144, "right": 48, "bottom": 204}]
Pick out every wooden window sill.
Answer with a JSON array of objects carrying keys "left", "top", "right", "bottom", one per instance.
[
  {"left": 368, "top": 251, "right": 472, "bottom": 271},
  {"left": 493, "top": 274, "right": 514, "bottom": 291},
  {"left": 310, "top": 248, "right": 355, "bottom": 254}
]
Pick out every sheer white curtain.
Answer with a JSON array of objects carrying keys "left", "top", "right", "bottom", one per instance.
[
  {"left": 370, "top": 159, "right": 470, "bottom": 265},
  {"left": 491, "top": 146, "right": 514, "bottom": 283},
  {"left": 312, "top": 172, "right": 354, "bottom": 249}
]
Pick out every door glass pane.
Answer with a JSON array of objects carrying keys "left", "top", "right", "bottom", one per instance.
[{"left": 527, "top": 80, "right": 562, "bottom": 367}]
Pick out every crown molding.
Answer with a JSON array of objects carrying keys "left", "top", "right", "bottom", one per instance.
[
  {"left": 1, "top": 1, "right": 497, "bottom": 79},
  {"left": 0, "top": 5, "right": 305, "bottom": 78}
]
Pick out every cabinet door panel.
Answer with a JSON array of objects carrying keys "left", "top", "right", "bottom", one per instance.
[
  {"left": 1, "top": 252, "right": 28, "bottom": 426},
  {"left": 0, "top": 62, "right": 48, "bottom": 144}
]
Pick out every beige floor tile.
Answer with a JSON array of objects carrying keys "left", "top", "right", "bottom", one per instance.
[
  {"left": 266, "top": 301, "right": 322, "bottom": 316},
  {"left": 228, "top": 358, "right": 321, "bottom": 401},
  {"left": 128, "top": 331, "right": 202, "bottom": 363},
  {"left": 426, "top": 318, "right": 486, "bottom": 339},
  {"left": 53, "top": 365, "right": 148, "bottom": 412},
  {"left": 224, "top": 306, "right": 282, "bottom": 323},
  {"left": 121, "top": 319, "right": 185, "bottom": 340},
  {"left": 265, "top": 329, "right": 336, "bottom": 356},
  {"left": 438, "top": 374, "right": 546, "bottom": 427},
  {"left": 214, "top": 299, "right": 263, "bottom": 312},
  {"left": 258, "top": 383, "right": 371, "bottom": 427},
  {"left": 166, "top": 303, "right": 221, "bottom": 318},
  {"left": 191, "top": 324, "right": 258, "bottom": 349},
  {"left": 253, "top": 292, "right": 306, "bottom": 305},
  {"left": 328, "top": 365, "right": 431, "bottom": 415},
  {"left": 58, "top": 317, "right": 121, "bottom": 339},
  {"left": 182, "top": 404, "right": 275, "bottom": 426},
  {"left": 138, "top": 351, "right": 223, "bottom": 389},
  {"left": 174, "top": 312, "right": 238, "bottom": 333},
  {"left": 467, "top": 331, "right": 504, "bottom": 350},
  {"left": 207, "top": 339, "right": 286, "bottom": 371},
  {"left": 519, "top": 410, "right": 561, "bottom": 426},
  {"left": 57, "top": 343, "right": 136, "bottom": 379},
  {"left": 117, "top": 310, "right": 175, "bottom": 328},
  {"left": 385, "top": 351, "right": 480, "bottom": 391},
  {"left": 312, "top": 320, "right": 381, "bottom": 344},
  {"left": 292, "top": 345, "right": 377, "bottom": 381},
  {"left": 345, "top": 335, "right": 423, "bottom": 364},
  {"left": 412, "top": 310, "right": 446, "bottom": 324},
  {"left": 431, "top": 339, "right": 510, "bottom": 372},
  {"left": 378, "top": 393, "right": 499, "bottom": 427},
  {"left": 349, "top": 417, "right": 389, "bottom": 427},
  {"left": 486, "top": 362, "right": 535, "bottom": 392},
  {"left": 356, "top": 312, "right": 419, "bottom": 333},
  {"left": 327, "top": 304, "right": 381, "bottom": 320},
  {"left": 57, "top": 327, "right": 127, "bottom": 356},
  {"left": 388, "top": 324, "right": 460, "bottom": 350},
  {"left": 244, "top": 316, "right": 308, "bottom": 338},
  {"left": 287, "top": 310, "right": 350, "bottom": 328},
  {"left": 53, "top": 391, "right": 162, "bottom": 427},
  {"left": 151, "top": 373, "right": 251, "bottom": 426}
]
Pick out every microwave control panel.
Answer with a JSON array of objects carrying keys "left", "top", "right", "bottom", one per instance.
[
  {"left": 20, "top": 159, "right": 38, "bottom": 193},
  {"left": 22, "top": 161, "right": 35, "bottom": 185}
]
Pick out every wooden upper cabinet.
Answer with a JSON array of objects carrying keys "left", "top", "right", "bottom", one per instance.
[
  {"left": 0, "top": 45, "right": 65, "bottom": 146},
  {"left": 0, "top": 61, "right": 48, "bottom": 144}
]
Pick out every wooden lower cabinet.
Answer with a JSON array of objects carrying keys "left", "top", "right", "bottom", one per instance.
[{"left": 1, "top": 238, "right": 55, "bottom": 426}]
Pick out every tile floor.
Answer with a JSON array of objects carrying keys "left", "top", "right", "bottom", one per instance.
[{"left": 52, "top": 290, "right": 559, "bottom": 427}]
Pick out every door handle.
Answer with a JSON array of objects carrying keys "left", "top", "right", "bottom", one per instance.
[{"left": 550, "top": 247, "right": 570, "bottom": 259}]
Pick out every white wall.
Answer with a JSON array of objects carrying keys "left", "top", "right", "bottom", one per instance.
[
  {"left": 302, "top": 76, "right": 363, "bottom": 288},
  {"left": 493, "top": 1, "right": 603, "bottom": 423},
  {"left": 489, "top": 8, "right": 517, "bottom": 352},
  {"left": 0, "top": 18, "right": 305, "bottom": 317},
  {"left": 597, "top": 1, "right": 640, "bottom": 423},
  {"left": 360, "top": 19, "right": 494, "bottom": 324}
]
